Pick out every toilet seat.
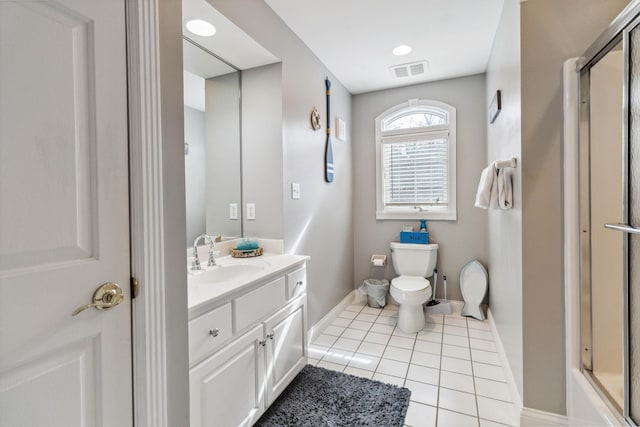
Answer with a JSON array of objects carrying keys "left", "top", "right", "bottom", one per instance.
[
  {"left": 391, "top": 276, "right": 429, "bottom": 291},
  {"left": 460, "top": 260, "right": 488, "bottom": 320}
]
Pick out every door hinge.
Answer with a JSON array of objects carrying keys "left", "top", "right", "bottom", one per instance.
[{"left": 131, "top": 277, "right": 139, "bottom": 299}]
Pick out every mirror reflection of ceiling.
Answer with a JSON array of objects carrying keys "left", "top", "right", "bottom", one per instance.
[{"left": 182, "top": 0, "right": 279, "bottom": 74}]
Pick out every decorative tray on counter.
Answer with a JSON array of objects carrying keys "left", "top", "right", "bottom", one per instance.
[{"left": 231, "top": 247, "right": 263, "bottom": 258}]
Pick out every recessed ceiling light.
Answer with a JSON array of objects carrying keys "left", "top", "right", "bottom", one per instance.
[
  {"left": 185, "top": 19, "right": 216, "bottom": 37},
  {"left": 392, "top": 45, "right": 412, "bottom": 56}
]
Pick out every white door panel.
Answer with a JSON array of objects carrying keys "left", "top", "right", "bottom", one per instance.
[{"left": 0, "top": 0, "right": 132, "bottom": 425}]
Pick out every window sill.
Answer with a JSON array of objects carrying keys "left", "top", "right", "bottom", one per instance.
[{"left": 376, "top": 210, "right": 457, "bottom": 221}]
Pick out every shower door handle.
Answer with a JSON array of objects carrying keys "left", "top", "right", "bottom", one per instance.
[{"left": 604, "top": 223, "right": 640, "bottom": 234}]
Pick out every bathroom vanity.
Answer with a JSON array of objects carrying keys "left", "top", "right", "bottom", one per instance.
[{"left": 187, "top": 252, "right": 308, "bottom": 427}]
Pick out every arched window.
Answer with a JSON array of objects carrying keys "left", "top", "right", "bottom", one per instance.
[{"left": 375, "top": 99, "right": 456, "bottom": 220}]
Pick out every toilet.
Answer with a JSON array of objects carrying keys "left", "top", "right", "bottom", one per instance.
[{"left": 389, "top": 242, "right": 439, "bottom": 333}]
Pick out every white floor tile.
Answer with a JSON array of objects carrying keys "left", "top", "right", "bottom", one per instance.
[
  {"left": 404, "top": 379, "right": 438, "bottom": 406},
  {"left": 343, "top": 366, "right": 374, "bottom": 379},
  {"left": 313, "top": 334, "right": 338, "bottom": 348},
  {"left": 321, "top": 349, "right": 354, "bottom": 366},
  {"left": 443, "top": 324, "right": 469, "bottom": 337},
  {"left": 357, "top": 341, "right": 386, "bottom": 357},
  {"left": 422, "top": 322, "right": 444, "bottom": 333},
  {"left": 474, "top": 377, "right": 512, "bottom": 402},
  {"left": 384, "top": 345, "right": 413, "bottom": 363},
  {"left": 345, "top": 304, "right": 364, "bottom": 313},
  {"left": 406, "top": 364, "right": 440, "bottom": 386},
  {"left": 331, "top": 317, "right": 352, "bottom": 327},
  {"left": 388, "top": 335, "right": 416, "bottom": 350},
  {"left": 332, "top": 337, "right": 361, "bottom": 352},
  {"left": 469, "top": 329, "right": 495, "bottom": 341},
  {"left": 373, "top": 372, "right": 405, "bottom": 387},
  {"left": 370, "top": 323, "right": 395, "bottom": 334},
  {"left": 417, "top": 330, "right": 442, "bottom": 343},
  {"left": 473, "top": 362, "right": 506, "bottom": 382},
  {"left": 307, "top": 344, "right": 330, "bottom": 359},
  {"left": 443, "top": 316, "right": 468, "bottom": 328},
  {"left": 414, "top": 339, "right": 442, "bottom": 355},
  {"left": 350, "top": 320, "right": 374, "bottom": 331},
  {"left": 338, "top": 310, "right": 358, "bottom": 320},
  {"left": 322, "top": 325, "right": 346, "bottom": 337},
  {"left": 442, "top": 344, "right": 471, "bottom": 360},
  {"left": 393, "top": 328, "right": 418, "bottom": 339},
  {"left": 317, "top": 360, "right": 345, "bottom": 372},
  {"left": 437, "top": 408, "right": 479, "bottom": 427},
  {"left": 361, "top": 306, "right": 383, "bottom": 315},
  {"left": 405, "top": 401, "right": 437, "bottom": 427},
  {"left": 476, "top": 396, "right": 519, "bottom": 426},
  {"left": 364, "top": 331, "right": 391, "bottom": 345},
  {"left": 348, "top": 352, "right": 380, "bottom": 371},
  {"left": 440, "top": 370, "right": 475, "bottom": 394},
  {"left": 470, "top": 338, "right": 497, "bottom": 352},
  {"left": 411, "top": 350, "right": 441, "bottom": 369},
  {"left": 380, "top": 307, "right": 399, "bottom": 317},
  {"left": 308, "top": 357, "right": 320, "bottom": 366},
  {"left": 376, "top": 316, "right": 398, "bottom": 326},
  {"left": 479, "top": 418, "right": 512, "bottom": 427},
  {"left": 425, "top": 314, "right": 444, "bottom": 324},
  {"left": 356, "top": 312, "right": 379, "bottom": 322},
  {"left": 467, "top": 319, "right": 491, "bottom": 331},
  {"left": 471, "top": 348, "right": 501, "bottom": 366},
  {"left": 377, "top": 358, "right": 409, "bottom": 378},
  {"left": 341, "top": 328, "right": 368, "bottom": 341},
  {"left": 442, "top": 334, "right": 469, "bottom": 348},
  {"left": 441, "top": 356, "right": 473, "bottom": 376},
  {"left": 438, "top": 387, "right": 477, "bottom": 416}
]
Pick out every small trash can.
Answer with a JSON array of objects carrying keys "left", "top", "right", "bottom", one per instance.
[{"left": 362, "top": 279, "right": 390, "bottom": 308}]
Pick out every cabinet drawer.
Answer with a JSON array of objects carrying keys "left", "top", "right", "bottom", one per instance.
[
  {"left": 189, "top": 303, "right": 232, "bottom": 364},
  {"left": 234, "top": 276, "right": 286, "bottom": 332},
  {"left": 286, "top": 267, "right": 306, "bottom": 300}
]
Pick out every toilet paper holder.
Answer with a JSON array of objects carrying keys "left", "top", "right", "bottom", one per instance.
[{"left": 370, "top": 254, "right": 387, "bottom": 267}]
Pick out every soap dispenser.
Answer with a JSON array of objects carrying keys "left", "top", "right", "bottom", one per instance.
[{"left": 419, "top": 220, "right": 427, "bottom": 232}]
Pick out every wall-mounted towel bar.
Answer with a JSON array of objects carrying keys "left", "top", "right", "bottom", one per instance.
[{"left": 495, "top": 157, "right": 517, "bottom": 169}]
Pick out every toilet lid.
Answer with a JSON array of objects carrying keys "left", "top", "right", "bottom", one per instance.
[
  {"left": 392, "top": 277, "right": 429, "bottom": 291},
  {"left": 459, "top": 260, "right": 488, "bottom": 301}
]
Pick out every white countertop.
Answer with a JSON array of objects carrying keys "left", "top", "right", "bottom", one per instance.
[{"left": 187, "top": 252, "right": 308, "bottom": 319}]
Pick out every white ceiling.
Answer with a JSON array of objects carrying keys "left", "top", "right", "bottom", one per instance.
[{"left": 265, "top": 0, "right": 505, "bottom": 94}]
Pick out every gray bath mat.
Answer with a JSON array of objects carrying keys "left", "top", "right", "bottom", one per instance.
[{"left": 255, "top": 364, "right": 411, "bottom": 427}]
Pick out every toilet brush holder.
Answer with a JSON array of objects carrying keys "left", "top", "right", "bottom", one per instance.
[{"left": 425, "top": 273, "right": 452, "bottom": 315}]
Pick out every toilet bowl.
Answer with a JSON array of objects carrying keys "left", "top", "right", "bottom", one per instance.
[{"left": 390, "top": 242, "right": 438, "bottom": 333}]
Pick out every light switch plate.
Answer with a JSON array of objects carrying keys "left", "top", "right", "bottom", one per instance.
[
  {"left": 291, "top": 183, "right": 301, "bottom": 199},
  {"left": 229, "top": 203, "right": 238, "bottom": 220},
  {"left": 247, "top": 203, "right": 256, "bottom": 220}
]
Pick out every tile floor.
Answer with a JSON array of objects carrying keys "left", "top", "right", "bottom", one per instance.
[{"left": 308, "top": 300, "right": 520, "bottom": 427}]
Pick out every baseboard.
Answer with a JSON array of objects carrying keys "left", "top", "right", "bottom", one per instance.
[
  {"left": 307, "top": 290, "right": 356, "bottom": 345},
  {"left": 521, "top": 407, "right": 569, "bottom": 426},
  {"left": 487, "top": 308, "right": 523, "bottom": 413}
]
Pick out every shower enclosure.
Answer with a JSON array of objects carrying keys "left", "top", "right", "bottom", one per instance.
[{"left": 575, "top": 2, "right": 640, "bottom": 423}]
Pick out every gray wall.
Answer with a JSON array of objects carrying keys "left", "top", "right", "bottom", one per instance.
[
  {"left": 485, "top": 0, "right": 523, "bottom": 399},
  {"left": 242, "top": 63, "right": 284, "bottom": 239},
  {"left": 519, "top": 0, "right": 628, "bottom": 414},
  {"left": 205, "top": 72, "right": 242, "bottom": 239},
  {"left": 352, "top": 75, "right": 488, "bottom": 301},
  {"left": 212, "top": 0, "right": 354, "bottom": 326},
  {"left": 184, "top": 106, "right": 206, "bottom": 245}
]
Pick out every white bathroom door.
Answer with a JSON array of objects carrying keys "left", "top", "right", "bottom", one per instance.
[{"left": 0, "top": 0, "right": 133, "bottom": 426}]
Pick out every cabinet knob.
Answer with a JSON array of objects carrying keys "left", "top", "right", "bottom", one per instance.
[
  {"left": 296, "top": 280, "right": 303, "bottom": 287},
  {"left": 259, "top": 339, "right": 267, "bottom": 347},
  {"left": 266, "top": 332, "right": 275, "bottom": 340},
  {"left": 209, "top": 328, "right": 219, "bottom": 338}
]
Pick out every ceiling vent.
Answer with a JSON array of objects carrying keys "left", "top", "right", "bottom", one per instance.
[{"left": 390, "top": 61, "right": 429, "bottom": 78}]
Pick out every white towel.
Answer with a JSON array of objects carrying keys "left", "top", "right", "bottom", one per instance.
[
  {"left": 497, "top": 167, "right": 513, "bottom": 209},
  {"left": 475, "top": 162, "right": 497, "bottom": 209}
]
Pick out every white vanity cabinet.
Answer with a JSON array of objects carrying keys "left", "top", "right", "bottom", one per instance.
[{"left": 188, "top": 262, "right": 307, "bottom": 427}]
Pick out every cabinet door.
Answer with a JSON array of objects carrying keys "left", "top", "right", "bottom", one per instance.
[
  {"left": 263, "top": 295, "right": 308, "bottom": 404},
  {"left": 190, "top": 324, "right": 265, "bottom": 427}
]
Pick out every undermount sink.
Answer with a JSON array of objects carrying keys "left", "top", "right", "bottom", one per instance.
[{"left": 188, "top": 260, "right": 268, "bottom": 286}]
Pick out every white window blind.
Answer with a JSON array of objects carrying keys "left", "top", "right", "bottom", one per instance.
[{"left": 382, "top": 137, "right": 448, "bottom": 207}]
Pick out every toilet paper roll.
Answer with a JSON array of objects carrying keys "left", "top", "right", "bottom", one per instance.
[{"left": 372, "top": 258, "right": 385, "bottom": 267}]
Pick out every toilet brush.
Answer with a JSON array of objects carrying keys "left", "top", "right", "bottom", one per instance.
[
  {"left": 426, "top": 268, "right": 440, "bottom": 306},
  {"left": 425, "top": 272, "right": 452, "bottom": 315}
]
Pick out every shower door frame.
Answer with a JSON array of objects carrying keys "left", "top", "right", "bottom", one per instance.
[{"left": 578, "top": 1, "right": 640, "bottom": 423}]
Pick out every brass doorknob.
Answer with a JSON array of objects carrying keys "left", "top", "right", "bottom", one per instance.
[{"left": 72, "top": 282, "right": 124, "bottom": 316}]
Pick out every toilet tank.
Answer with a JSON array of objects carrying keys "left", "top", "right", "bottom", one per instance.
[{"left": 390, "top": 242, "right": 438, "bottom": 277}]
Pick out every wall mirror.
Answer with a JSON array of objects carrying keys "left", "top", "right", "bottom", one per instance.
[{"left": 182, "top": 0, "right": 279, "bottom": 246}]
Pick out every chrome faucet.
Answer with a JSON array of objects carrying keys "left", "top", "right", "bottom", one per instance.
[{"left": 192, "top": 233, "right": 216, "bottom": 270}]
